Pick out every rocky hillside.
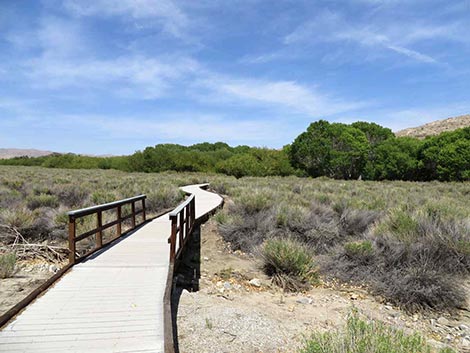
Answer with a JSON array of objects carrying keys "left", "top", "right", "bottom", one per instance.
[
  {"left": 396, "top": 114, "right": 470, "bottom": 139},
  {"left": 0, "top": 148, "right": 53, "bottom": 159}
]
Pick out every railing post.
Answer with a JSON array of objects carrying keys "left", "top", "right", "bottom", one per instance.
[
  {"left": 170, "top": 215, "right": 177, "bottom": 262},
  {"left": 179, "top": 209, "right": 185, "bottom": 247},
  {"left": 142, "top": 198, "right": 146, "bottom": 222},
  {"left": 191, "top": 197, "right": 196, "bottom": 227},
  {"left": 117, "top": 205, "right": 122, "bottom": 236},
  {"left": 96, "top": 211, "right": 103, "bottom": 249},
  {"left": 185, "top": 204, "right": 190, "bottom": 239},
  {"left": 131, "top": 201, "right": 136, "bottom": 228},
  {"left": 68, "top": 215, "right": 76, "bottom": 265}
]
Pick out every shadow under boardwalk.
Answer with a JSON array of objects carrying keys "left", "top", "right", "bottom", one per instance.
[{"left": 171, "top": 225, "right": 202, "bottom": 353}]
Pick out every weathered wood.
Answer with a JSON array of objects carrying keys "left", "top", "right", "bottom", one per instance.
[
  {"left": 170, "top": 215, "right": 177, "bottom": 262},
  {"left": 142, "top": 198, "right": 146, "bottom": 221},
  {"left": 96, "top": 211, "right": 103, "bottom": 248},
  {"left": 131, "top": 201, "right": 136, "bottom": 228},
  {"left": 68, "top": 216, "right": 76, "bottom": 264},
  {"left": 117, "top": 205, "right": 122, "bottom": 236}
]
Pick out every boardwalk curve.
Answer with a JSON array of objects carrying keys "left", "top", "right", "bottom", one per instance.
[{"left": 0, "top": 184, "right": 223, "bottom": 353}]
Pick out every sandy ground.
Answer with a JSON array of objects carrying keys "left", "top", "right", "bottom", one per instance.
[
  {"left": 175, "top": 220, "right": 470, "bottom": 353},
  {"left": 0, "top": 259, "right": 62, "bottom": 316}
]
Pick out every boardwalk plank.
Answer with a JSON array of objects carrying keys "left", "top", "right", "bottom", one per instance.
[{"left": 0, "top": 184, "right": 223, "bottom": 353}]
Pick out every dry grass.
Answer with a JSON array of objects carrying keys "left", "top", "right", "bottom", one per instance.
[
  {"left": 1, "top": 166, "right": 469, "bottom": 312},
  {"left": 214, "top": 176, "right": 470, "bottom": 312}
]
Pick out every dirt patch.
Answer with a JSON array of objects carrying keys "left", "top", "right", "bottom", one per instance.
[
  {"left": 174, "top": 220, "right": 470, "bottom": 352},
  {"left": 0, "top": 259, "right": 62, "bottom": 316}
]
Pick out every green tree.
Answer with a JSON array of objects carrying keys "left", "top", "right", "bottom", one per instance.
[
  {"left": 364, "top": 137, "right": 422, "bottom": 180},
  {"left": 289, "top": 120, "right": 369, "bottom": 179},
  {"left": 419, "top": 127, "right": 470, "bottom": 181}
]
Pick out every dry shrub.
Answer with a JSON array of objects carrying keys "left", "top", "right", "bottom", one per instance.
[
  {"left": 0, "top": 252, "right": 16, "bottom": 278},
  {"left": 324, "top": 213, "right": 470, "bottom": 312},
  {"left": 261, "top": 237, "right": 318, "bottom": 291}
]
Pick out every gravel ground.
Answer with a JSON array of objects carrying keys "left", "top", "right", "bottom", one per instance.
[{"left": 174, "top": 220, "right": 470, "bottom": 353}]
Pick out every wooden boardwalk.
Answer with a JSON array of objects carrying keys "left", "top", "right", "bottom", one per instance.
[{"left": 0, "top": 184, "right": 223, "bottom": 353}]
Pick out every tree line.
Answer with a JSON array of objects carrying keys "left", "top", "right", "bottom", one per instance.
[{"left": 1, "top": 121, "right": 469, "bottom": 181}]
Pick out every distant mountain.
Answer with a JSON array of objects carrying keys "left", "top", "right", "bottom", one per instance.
[
  {"left": 396, "top": 114, "right": 470, "bottom": 139},
  {"left": 0, "top": 148, "right": 54, "bottom": 159}
]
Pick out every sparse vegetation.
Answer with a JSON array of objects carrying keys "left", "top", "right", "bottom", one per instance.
[
  {"left": 0, "top": 252, "right": 16, "bottom": 279},
  {"left": 261, "top": 237, "right": 318, "bottom": 291},
  {"left": 0, "top": 166, "right": 188, "bottom": 247},
  {"left": 216, "top": 176, "right": 470, "bottom": 312},
  {"left": 1, "top": 165, "right": 469, "bottom": 314},
  {"left": 301, "top": 310, "right": 455, "bottom": 353}
]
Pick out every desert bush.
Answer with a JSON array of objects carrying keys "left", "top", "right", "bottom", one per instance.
[
  {"left": 261, "top": 237, "right": 318, "bottom": 291},
  {"left": 0, "top": 252, "right": 16, "bottom": 279},
  {"left": 372, "top": 267, "right": 466, "bottom": 313},
  {"left": 218, "top": 210, "right": 276, "bottom": 252},
  {"left": 324, "top": 212, "right": 470, "bottom": 311},
  {"left": 146, "top": 185, "right": 185, "bottom": 213},
  {"left": 339, "top": 209, "right": 381, "bottom": 237},
  {"left": 343, "top": 240, "right": 374, "bottom": 264},
  {"left": 91, "top": 191, "right": 117, "bottom": 205},
  {"left": 54, "top": 184, "right": 90, "bottom": 207},
  {"left": 235, "top": 190, "right": 276, "bottom": 215},
  {"left": 0, "top": 207, "right": 35, "bottom": 230},
  {"left": 301, "top": 310, "right": 454, "bottom": 353},
  {"left": 27, "top": 194, "right": 59, "bottom": 210}
]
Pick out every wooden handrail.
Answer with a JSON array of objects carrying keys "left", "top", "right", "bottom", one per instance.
[
  {"left": 68, "top": 195, "right": 147, "bottom": 264},
  {"left": 168, "top": 195, "right": 196, "bottom": 262}
]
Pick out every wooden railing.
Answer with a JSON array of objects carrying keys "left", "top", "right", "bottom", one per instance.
[
  {"left": 68, "top": 195, "right": 146, "bottom": 264},
  {"left": 168, "top": 194, "right": 195, "bottom": 262}
]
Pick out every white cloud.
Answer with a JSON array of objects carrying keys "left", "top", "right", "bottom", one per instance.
[
  {"left": 197, "top": 76, "right": 368, "bottom": 117},
  {"left": 29, "top": 114, "right": 289, "bottom": 146},
  {"left": 282, "top": 10, "right": 450, "bottom": 64},
  {"left": 26, "top": 54, "right": 199, "bottom": 98},
  {"left": 63, "top": 0, "right": 188, "bottom": 37}
]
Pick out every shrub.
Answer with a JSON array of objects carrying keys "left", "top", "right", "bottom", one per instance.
[
  {"left": 372, "top": 267, "right": 466, "bottom": 313},
  {"left": 0, "top": 207, "right": 35, "bottom": 230},
  {"left": 0, "top": 252, "right": 17, "bottom": 279},
  {"left": 235, "top": 191, "right": 275, "bottom": 215},
  {"left": 218, "top": 210, "right": 275, "bottom": 252},
  {"left": 54, "top": 184, "right": 90, "bottom": 207},
  {"left": 343, "top": 240, "right": 374, "bottom": 264},
  {"left": 27, "top": 194, "right": 59, "bottom": 210},
  {"left": 146, "top": 186, "right": 185, "bottom": 213},
  {"left": 261, "top": 237, "right": 318, "bottom": 291},
  {"left": 339, "top": 209, "right": 381, "bottom": 237},
  {"left": 301, "top": 310, "right": 454, "bottom": 353}
]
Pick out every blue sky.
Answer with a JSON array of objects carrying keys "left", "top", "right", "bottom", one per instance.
[{"left": 0, "top": 0, "right": 469, "bottom": 155}]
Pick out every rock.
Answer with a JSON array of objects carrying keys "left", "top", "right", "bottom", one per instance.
[
  {"left": 437, "top": 317, "right": 450, "bottom": 326},
  {"left": 203, "top": 256, "right": 209, "bottom": 261},
  {"left": 48, "top": 264, "right": 59, "bottom": 273},
  {"left": 249, "top": 278, "right": 261, "bottom": 287},
  {"left": 459, "top": 324, "right": 469, "bottom": 331},
  {"left": 296, "top": 297, "right": 312, "bottom": 305},
  {"left": 350, "top": 293, "right": 358, "bottom": 300},
  {"left": 384, "top": 305, "right": 393, "bottom": 310},
  {"left": 223, "top": 282, "right": 232, "bottom": 290}
]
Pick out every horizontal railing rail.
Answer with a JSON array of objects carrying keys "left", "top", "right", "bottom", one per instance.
[
  {"left": 168, "top": 194, "right": 195, "bottom": 262},
  {"left": 68, "top": 195, "right": 147, "bottom": 264}
]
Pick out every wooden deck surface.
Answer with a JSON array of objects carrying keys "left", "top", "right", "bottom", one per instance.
[{"left": 0, "top": 184, "right": 223, "bottom": 353}]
